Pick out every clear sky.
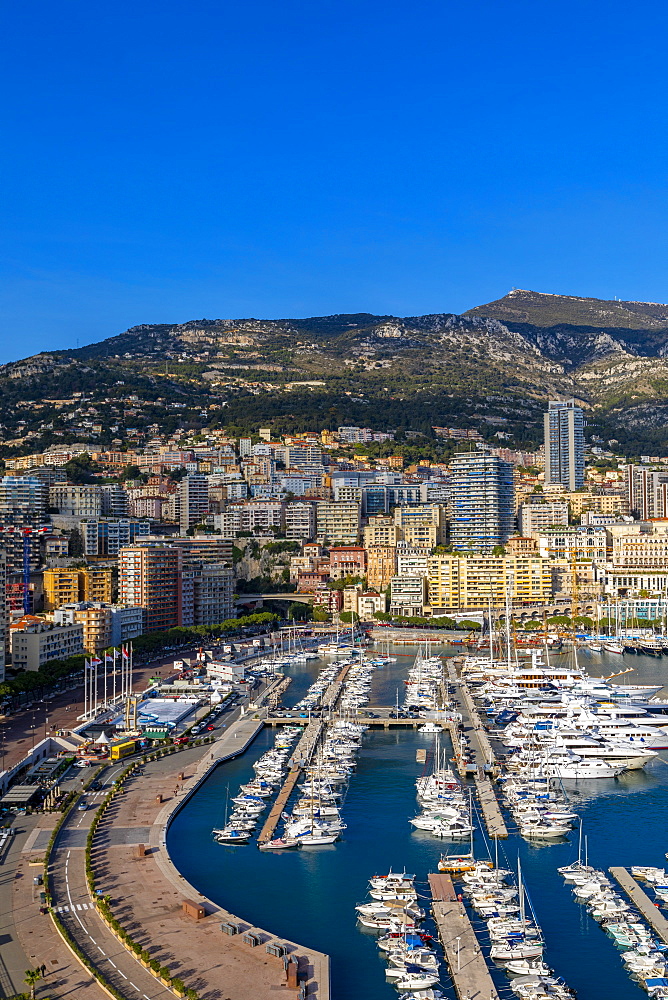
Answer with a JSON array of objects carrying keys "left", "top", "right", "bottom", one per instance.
[{"left": 1, "top": 0, "right": 667, "bottom": 361}]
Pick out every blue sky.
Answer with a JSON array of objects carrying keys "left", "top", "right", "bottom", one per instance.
[{"left": 1, "top": 0, "right": 667, "bottom": 361}]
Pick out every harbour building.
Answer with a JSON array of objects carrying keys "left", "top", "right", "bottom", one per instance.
[
  {"left": 449, "top": 450, "right": 515, "bottom": 553},
  {"left": 544, "top": 399, "right": 585, "bottom": 491}
]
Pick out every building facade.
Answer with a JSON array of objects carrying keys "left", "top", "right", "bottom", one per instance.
[
  {"left": 11, "top": 619, "right": 84, "bottom": 672},
  {"left": 118, "top": 545, "right": 183, "bottom": 632},
  {"left": 544, "top": 399, "right": 585, "bottom": 491},
  {"left": 449, "top": 450, "right": 515, "bottom": 553}
]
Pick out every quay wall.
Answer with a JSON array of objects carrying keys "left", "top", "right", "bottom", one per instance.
[{"left": 152, "top": 713, "right": 331, "bottom": 999}]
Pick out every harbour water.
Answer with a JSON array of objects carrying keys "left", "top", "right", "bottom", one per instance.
[{"left": 167, "top": 642, "right": 668, "bottom": 999}]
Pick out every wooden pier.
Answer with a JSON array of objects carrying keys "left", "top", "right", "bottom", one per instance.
[
  {"left": 447, "top": 666, "right": 508, "bottom": 838},
  {"left": 320, "top": 663, "right": 352, "bottom": 711},
  {"left": 610, "top": 867, "right": 668, "bottom": 943},
  {"left": 474, "top": 773, "right": 508, "bottom": 838},
  {"left": 428, "top": 873, "right": 500, "bottom": 1000},
  {"left": 257, "top": 719, "right": 325, "bottom": 845}
]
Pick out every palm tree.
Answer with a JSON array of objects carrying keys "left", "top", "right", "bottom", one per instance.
[{"left": 24, "top": 968, "right": 41, "bottom": 1000}]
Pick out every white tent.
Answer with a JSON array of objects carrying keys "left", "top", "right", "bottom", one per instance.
[{"left": 94, "top": 731, "right": 110, "bottom": 744}]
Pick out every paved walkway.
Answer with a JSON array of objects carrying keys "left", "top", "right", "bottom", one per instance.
[
  {"left": 94, "top": 720, "right": 329, "bottom": 998},
  {"left": 428, "top": 873, "right": 500, "bottom": 1000}
]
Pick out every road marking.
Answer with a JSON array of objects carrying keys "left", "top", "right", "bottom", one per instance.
[
  {"left": 117, "top": 970, "right": 128, "bottom": 979},
  {"left": 76, "top": 903, "right": 83, "bottom": 910},
  {"left": 98, "top": 947, "right": 105, "bottom": 955},
  {"left": 129, "top": 983, "right": 139, "bottom": 990},
  {"left": 108, "top": 960, "right": 117, "bottom": 968}
]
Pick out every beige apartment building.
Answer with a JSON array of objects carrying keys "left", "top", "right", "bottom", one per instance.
[
  {"left": 427, "top": 554, "right": 553, "bottom": 611},
  {"left": 43, "top": 567, "right": 113, "bottom": 611},
  {"left": 394, "top": 504, "right": 447, "bottom": 547},
  {"left": 315, "top": 501, "right": 361, "bottom": 545},
  {"left": 363, "top": 515, "right": 402, "bottom": 548},
  {"left": 366, "top": 545, "right": 397, "bottom": 592}
]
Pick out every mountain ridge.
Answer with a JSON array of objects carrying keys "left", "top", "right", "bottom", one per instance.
[{"left": 3, "top": 289, "right": 668, "bottom": 457}]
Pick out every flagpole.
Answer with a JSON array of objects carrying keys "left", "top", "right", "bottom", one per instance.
[
  {"left": 103, "top": 653, "right": 107, "bottom": 709},
  {"left": 113, "top": 647, "right": 117, "bottom": 703},
  {"left": 129, "top": 642, "right": 133, "bottom": 699},
  {"left": 84, "top": 659, "right": 88, "bottom": 718},
  {"left": 94, "top": 658, "right": 98, "bottom": 717}
]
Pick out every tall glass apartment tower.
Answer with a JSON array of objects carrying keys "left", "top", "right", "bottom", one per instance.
[
  {"left": 449, "top": 450, "right": 515, "bottom": 553},
  {"left": 544, "top": 399, "right": 585, "bottom": 491}
]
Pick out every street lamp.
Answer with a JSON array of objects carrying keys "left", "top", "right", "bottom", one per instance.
[{"left": 456, "top": 936, "right": 461, "bottom": 972}]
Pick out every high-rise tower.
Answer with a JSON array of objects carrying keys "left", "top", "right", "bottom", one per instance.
[
  {"left": 449, "top": 449, "right": 515, "bottom": 553},
  {"left": 544, "top": 399, "right": 585, "bottom": 491}
]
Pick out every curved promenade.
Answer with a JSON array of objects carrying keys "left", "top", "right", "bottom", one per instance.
[{"left": 54, "top": 711, "right": 330, "bottom": 1000}]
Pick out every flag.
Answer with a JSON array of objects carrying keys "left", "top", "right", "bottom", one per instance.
[
  {"left": 122, "top": 647, "right": 129, "bottom": 660},
  {"left": 105, "top": 652, "right": 113, "bottom": 665},
  {"left": 91, "top": 657, "right": 102, "bottom": 666}
]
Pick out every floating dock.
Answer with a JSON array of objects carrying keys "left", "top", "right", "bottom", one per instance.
[
  {"left": 610, "top": 867, "right": 668, "bottom": 943},
  {"left": 428, "top": 873, "right": 500, "bottom": 1000},
  {"left": 257, "top": 719, "right": 324, "bottom": 845},
  {"left": 320, "top": 663, "right": 352, "bottom": 711},
  {"left": 447, "top": 668, "right": 508, "bottom": 838},
  {"left": 474, "top": 774, "right": 508, "bottom": 838}
]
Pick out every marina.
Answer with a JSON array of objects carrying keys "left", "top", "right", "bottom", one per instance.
[
  {"left": 167, "top": 639, "right": 668, "bottom": 999},
  {"left": 428, "top": 872, "right": 501, "bottom": 1000}
]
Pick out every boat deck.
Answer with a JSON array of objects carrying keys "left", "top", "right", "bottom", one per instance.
[
  {"left": 610, "top": 867, "right": 668, "bottom": 943},
  {"left": 428, "top": 872, "right": 501, "bottom": 1000}
]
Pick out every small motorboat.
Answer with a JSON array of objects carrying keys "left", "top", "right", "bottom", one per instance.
[
  {"left": 391, "top": 972, "right": 439, "bottom": 990},
  {"left": 258, "top": 837, "right": 299, "bottom": 851},
  {"left": 419, "top": 722, "right": 443, "bottom": 734}
]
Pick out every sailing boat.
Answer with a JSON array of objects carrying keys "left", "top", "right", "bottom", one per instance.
[
  {"left": 489, "top": 856, "right": 544, "bottom": 961},
  {"left": 213, "top": 785, "right": 252, "bottom": 845},
  {"left": 437, "top": 789, "right": 490, "bottom": 872}
]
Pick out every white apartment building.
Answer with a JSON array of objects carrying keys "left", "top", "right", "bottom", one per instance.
[
  {"left": 358, "top": 591, "right": 386, "bottom": 619},
  {"left": 396, "top": 547, "right": 431, "bottom": 578},
  {"left": 389, "top": 576, "right": 427, "bottom": 617},
  {"left": 518, "top": 502, "right": 569, "bottom": 536},
  {"left": 535, "top": 526, "right": 608, "bottom": 564},
  {"left": 213, "top": 501, "right": 285, "bottom": 539},
  {"left": 178, "top": 474, "right": 209, "bottom": 533},
  {"left": 11, "top": 620, "right": 84, "bottom": 672},
  {"left": 284, "top": 502, "right": 316, "bottom": 541}
]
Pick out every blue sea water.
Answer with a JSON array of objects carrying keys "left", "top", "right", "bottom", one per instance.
[{"left": 168, "top": 644, "right": 668, "bottom": 999}]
